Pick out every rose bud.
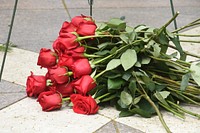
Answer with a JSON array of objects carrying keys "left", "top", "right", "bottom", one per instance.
[
  {"left": 37, "top": 91, "right": 62, "bottom": 111},
  {"left": 59, "top": 21, "right": 77, "bottom": 36},
  {"left": 76, "top": 21, "right": 97, "bottom": 36},
  {"left": 57, "top": 54, "right": 75, "bottom": 69},
  {"left": 53, "top": 33, "right": 79, "bottom": 53},
  {"left": 70, "top": 94, "right": 99, "bottom": 115},
  {"left": 59, "top": 33, "right": 79, "bottom": 50},
  {"left": 56, "top": 82, "right": 74, "bottom": 97},
  {"left": 47, "top": 66, "right": 69, "bottom": 84},
  {"left": 26, "top": 72, "right": 47, "bottom": 97},
  {"left": 64, "top": 46, "right": 85, "bottom": 59},
  {"left": 37, "top": 48, "right": 57, "bottom": 68},
  {"left": 71, "top": 15, "right": 93, "bottom": 27},
  {"left": 53, "top": 39, "right": 66, "bottom": 54},
  {"left": 72, "top": 58, "right": 92, "bottom": 78},
  {"left": 72, "top": 75, "right": 96, "bottom": 95}
]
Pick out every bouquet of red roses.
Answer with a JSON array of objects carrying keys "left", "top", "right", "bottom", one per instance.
[{"left": 26, "top": 14, "right": 200, "bottom": 132}]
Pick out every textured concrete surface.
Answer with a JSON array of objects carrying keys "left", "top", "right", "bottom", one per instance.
[
  {"left": 0, "top": 0, "right": 200, "bottom": 133},
  {"left": 0, "top": 80, "right": 26, "bottom": 110}
]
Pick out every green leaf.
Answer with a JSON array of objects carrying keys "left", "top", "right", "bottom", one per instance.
[
  {"left": 107, "top": 18, "right": 126, "bottom": 31},
  {"left": 141, "top": 56, "right": 151, "bottom": 64},
  {"left": 133, "top": 95, "right": 142, "bottom": 105},
  {"left": 96, "top": 22, "right": 108, "bottom": 31},
  {"left": 122, "top": 72, "right": 132, "bottom": 81},
  {"left": 128, "top": 80, "right": 137, "bottom": 97},
  {"left": 107, "top": 78, "right": 125, "bottom": 90},
  {"left": 120, "top": 91, "right": 133, "bottom": 106},
  {"left": 135, "top": 61, "right": 141, "bottom": 67},
  {"left": 120, "top": 31, "right": 136, "bottom": 44},
  {"left": 150, "top": 43, "right": 161, "bottom": 57},
  {"left": 138, "top": 99, "right": 156, "bottom": 114},
  {"left": 106, "top": 59, "right": 121, "bottom": 71},
  {"left": 119, "top": 111, "right": 135, "bottom": 117},
  {"left": 165, "top": 29, "right": 175, "bottom": 38},
  {"left": 120, "top": 49, "right": 137, "bottom": 71},
  {"left": 170, "top": 37, "right": 185, "bottom": 60},
  {"left": 129, "top": 108, "right": 152, "bottom": 118},
  {"left": 117, "top": 99, "right": 129, "bottom": 109},
  {"left": 180, "top": 73, "right": 191, "bottom": 91},
  {"left": 120, "top": 33, "right": 129, "bottom": 44},
  {"left": 190, "top": 63, "right": 200, "bottom": 86},
  {"left": 154, "top": 91, "right": 170, "bottom": 106},
  {"left": 134, "top": 25, "right": 148, "bottom": 32},
  {"left": 157, "top": 31, "right": 169, "bottom": 45}
]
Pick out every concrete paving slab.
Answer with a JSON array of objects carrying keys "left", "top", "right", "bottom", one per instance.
[
  {"left": 0, "top": 47, "right": 47, "bottom": 86},
  {"left": 0, "top": 80, "right": 26, "bottom": 110},
  {"left": 0, "top": 98, "right": 111, "bottom": 133},
  {"left": 0, "top": 1, "right": 200, "bottom": 133},
  {"left": 95, "top": 120, "right": 144, "bottom": 133}
]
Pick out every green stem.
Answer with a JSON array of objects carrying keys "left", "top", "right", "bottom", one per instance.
[
  {"left": 168, "top": 44, "right": 200, "bottom": 59},
  {"left": 81, "top": 44, "right": 99, "bottom": 50},
  {"left": 167, "top": 100, "right": 200, "bottom": 119},
  {"left": 175, "top": 33, "right": 200, "bottom": 37},
  {"left": 96, "top": 93, "right": 111, "bottom": 100},
  {"left": 153, "top": 74, "right": 200, "bottom": 94},
  {"left": 143, "top": 94, "right": 172, "bottom": 133},
  {"left": 150, "top": 56, "right": 192, "bottom": 72},
  {"left": 158, "top": 12, "right": 179, "bottom": 34},
  {"left": 173, "top": 22, "right": 200, "bottom": 33},
  {"left": 93, "top": 70, "right": 107, "bottom": 80},
  {"left": 84, "top": 53, "right": 102, "bottom": 58},
  {"left": 158, "top": 102, "right": 185, "bottom": 119},
  {"left": 167, "top": 87, "right": 200, "bottom": 100},
  {"left": 62, "top": 97, "right": 70, "bottom": 101},
  {"left": 93, "top": 40, "right": 142, "bottom": 65},
  {"left": 179, "top": 40, "right": 200, "bottom": 43},
  {"left": 77, "top": 34, "right": 118, "bottom": 42},
  {"left": 66, "top": 71, "right": 73, "bottom": 76},
  {"left": 178, "top": 93, "right": 200, "bottom": 106},
  {"left": 134, "top": 74, "right": 171, "bottom": 133}
]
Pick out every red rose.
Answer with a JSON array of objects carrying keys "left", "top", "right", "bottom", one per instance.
[
  {"left": 72, "top": 58, "right": 92, "bottom": 78},
  {"left": 37, "top": 48, "right": 57, "bottom": 68},
  {"left": 47, "top": 66, "right": 69, "bottom": 84},
  {"left": 56, "top": 82, "right": 74, "bottom": 97},
  {"left": 70, "top": 94, "right": 99, "bottom": 115},
  {"left": 53, "top": 39, "right": 66, "bottom": 54},
  {"left": 59, "top": 21, "right": 77, "bottom": 36},
  {"left": 76, "top": 22, "right": 97, "bottom": 36},
  {"left": 72, "top": 75, "right": 96, "bottom": 95},
  {"left": 53, "top": 33, "right": 79, "bottom": 53},
  {"left": 64, "top": 46, "right": 85, "bottom": 59},
  {"left": 26, "top": 72, "right": 47, "bottom": 97},
  {"left": 71, "top": 15, "right": 93, "bottom": 27},
  {"left": 57, "top": 54, "right": 75, "bottom": 69},
  {"left": 37, "top": 91, "right": 62, "bottom": 111},
  {"left": 71, "top": 15, "right": 97, "bottom": 36}
]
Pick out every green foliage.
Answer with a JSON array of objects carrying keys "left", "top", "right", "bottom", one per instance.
[{"left": 78, "top": 15, "right": 200, "bottom": 132}]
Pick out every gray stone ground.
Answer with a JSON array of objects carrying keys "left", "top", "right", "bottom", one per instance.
[{"left": 0, "top": 0, "right": 200, "bottom": 132}]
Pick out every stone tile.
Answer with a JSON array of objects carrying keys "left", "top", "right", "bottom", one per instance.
[
  {"left": 98, "top": 106, "right": 120, "bottom": 119},
  {"left": 0, "top": 98, "right": 111, "bottom": 133},
  {"left": 95, "top": 120, "right": 144, "bottom": 133},
  {"left": 0, "top": 48, "right": 47, "bottom": 86},
  {"left": 0, "top": 80, "right": 26, "bottom": 109}
]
